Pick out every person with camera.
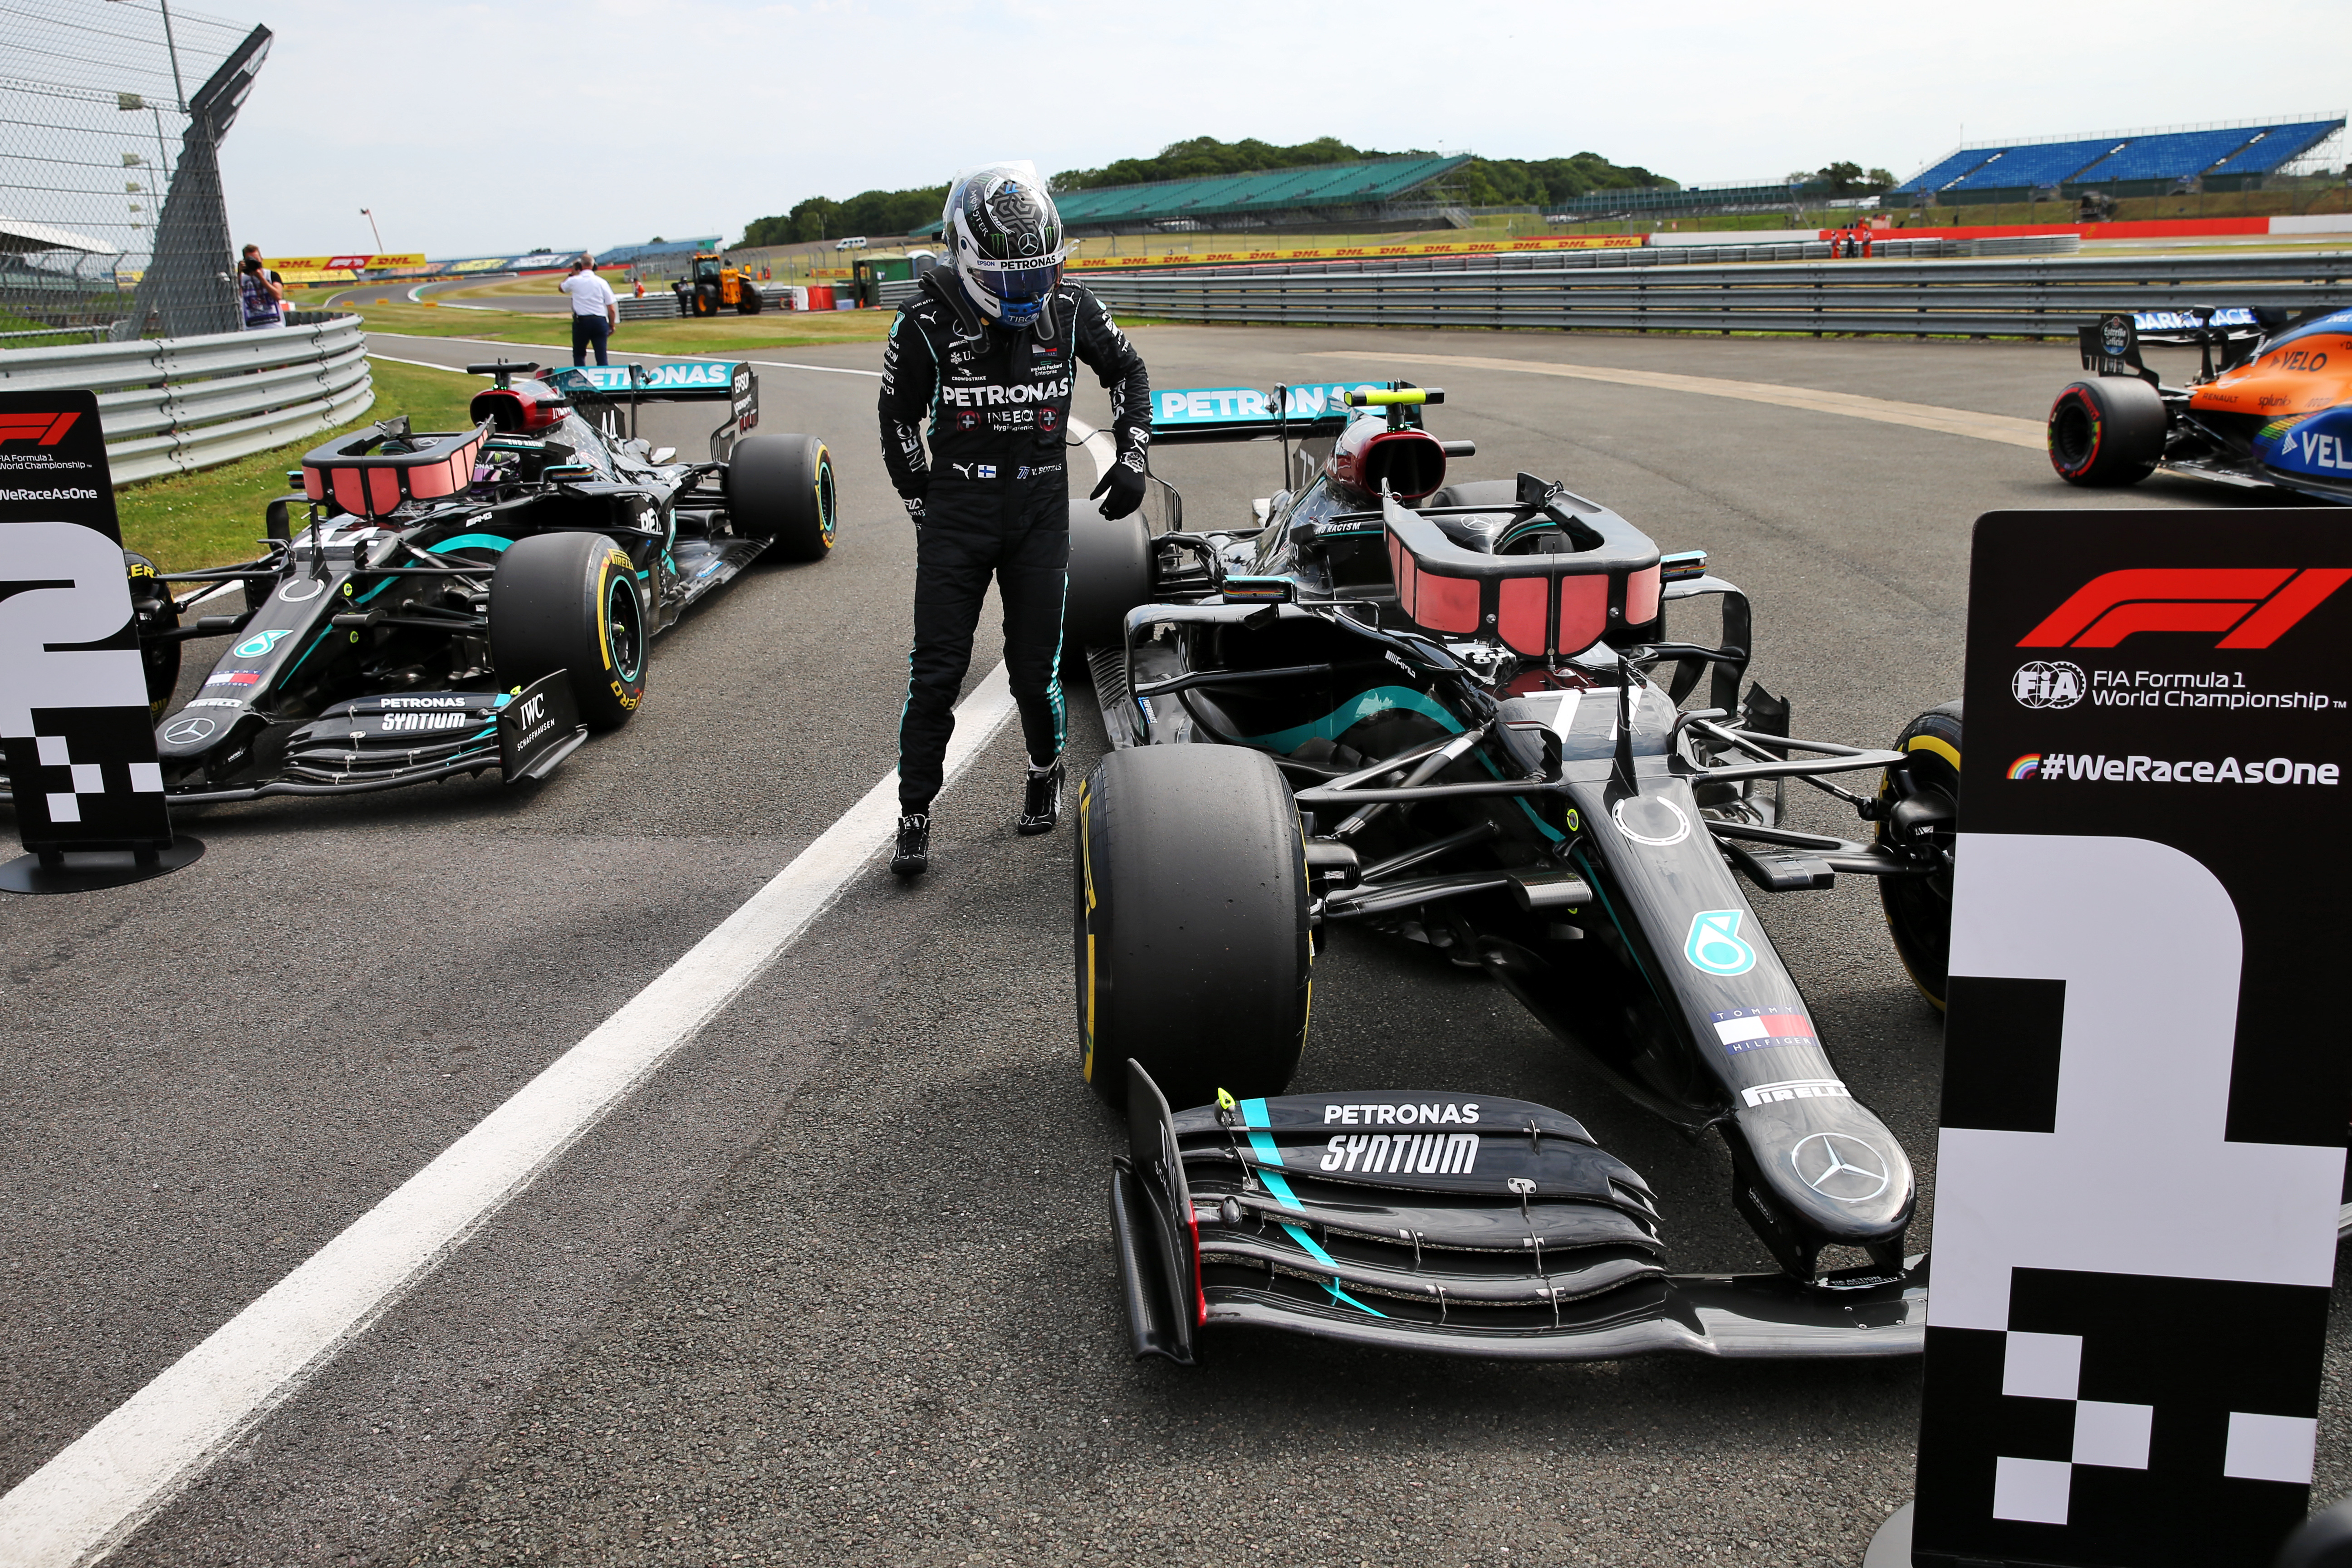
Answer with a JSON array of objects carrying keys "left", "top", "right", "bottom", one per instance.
[{"left": 237, "top": 244, "right": 284, "bottom": 330}]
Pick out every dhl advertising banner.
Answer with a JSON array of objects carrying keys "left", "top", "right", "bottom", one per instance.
[
  {"left": 263, "top": 253, "right": 425, "bottom": 284},
  {"left": 1909, "top": 510, "right": 2352, "bottom": 1568},
  {"left": 1067, "top": 233, "right": 1646, "bottom": 272}
]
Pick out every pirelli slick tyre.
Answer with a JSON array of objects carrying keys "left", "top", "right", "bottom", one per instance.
[
  {"left": 1878, "top": 702, "right": 1961, "bottom": 1010},
  {"left": 1076, "top": 745, "right": 1312, "bottom": 1111},
  {"left": 728, "top": 434, "right": 837, "bottom": 561},
  {"left": 2048, "top": 377, "right": 2164, "bottom": 486},
  {"left": 490, "top": 531, "right": 647, "bottom": 732},
  {"left": 1063, "top": 501, "right": 1150, "bottom": 654}
]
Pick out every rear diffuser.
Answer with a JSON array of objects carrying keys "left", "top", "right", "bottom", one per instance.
[{"left": 1110, "top": 1059, "right": 1926, "bottom": 1363}]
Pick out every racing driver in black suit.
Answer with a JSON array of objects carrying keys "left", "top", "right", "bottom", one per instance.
[{"left": 878, "top": 163, "right": 1151, "bottom": 878}]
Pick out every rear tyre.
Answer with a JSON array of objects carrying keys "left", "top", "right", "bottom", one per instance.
[
  {"left": 1063, "top": 501, "right": 1150, "bottom": 657},
  {"left": 490, "top": 531, "right": 647, "bottom": 731},
  {"left": 2048, "top": 377, "right": 2164, "bottom": 486},
  {"left": 1877, "top": 702, "right": 1961, "bottom": 1010},
  {"left": 1076, "top": 745, "right": 1312, "bottom": 1110},
  {"left": 727, "top": 434, "right": 836, "bottom": 561}
]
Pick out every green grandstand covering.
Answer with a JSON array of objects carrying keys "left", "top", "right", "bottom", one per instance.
[{"left": 921, "top": 156, "right": 1472, "bottom": 235}]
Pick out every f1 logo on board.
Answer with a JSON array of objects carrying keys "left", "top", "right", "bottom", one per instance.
[
  {"left": 0, "top": 412, "right": 80, "bottom": 447},
  {"left": 2018, "top": 568, "right": 2352, "bottom": 650}
]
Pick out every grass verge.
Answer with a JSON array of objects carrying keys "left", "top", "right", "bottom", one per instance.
[
  {"left": 303, "top": 291, "right": 898, "bottom": 352},
  {"left": 117, "top": 357, "right": 477, "bottom": 574}
]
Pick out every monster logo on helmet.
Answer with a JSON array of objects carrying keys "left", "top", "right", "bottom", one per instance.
[{"left": 944, "top": 162, "right": 1068, "bottom": 332}]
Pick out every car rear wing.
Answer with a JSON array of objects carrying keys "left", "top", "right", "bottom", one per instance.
[
  {"left": 2078, "top": 307, "right": 2280, "bottom": 384},
  {"left": 543, "top": 360, "right": 755, "bottom": 404},
  {"left": 540, "top": 361, "right": 758, "bottom": 461},
  {"left": 1149, "top": 381, "right": 1427, "bottom": 445}
]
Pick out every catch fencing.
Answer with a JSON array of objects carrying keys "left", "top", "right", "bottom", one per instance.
[
  {"left": 1082, "top": 249, "right": 2352, "bottom": 338},
  {"left": 1, "top": 0, "right": 273, "bottom": 341},
  {"left": 0, "top": 314, "right": 372, "bottom": 484}
]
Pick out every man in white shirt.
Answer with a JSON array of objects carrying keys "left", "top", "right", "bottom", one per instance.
[{"left": 559, "top": 256, "right": 619, "bottom": 365}]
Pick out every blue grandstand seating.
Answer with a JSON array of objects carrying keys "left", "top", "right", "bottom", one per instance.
[
  {"left": 2072, "top": 129, "right": 2261, "bottom": 184},
  {"left": 1892, "top": 149, "right": 1998, "bottom": 194},
  {"left": 1898, "top": 121, "right": 2344, "bottom": 196},
  {"left": 1945, "top": 139, "right": 2123, "bottom": 191},
  {"left": 2206, "top": 120, "right": 2344, "bottom": 177}
]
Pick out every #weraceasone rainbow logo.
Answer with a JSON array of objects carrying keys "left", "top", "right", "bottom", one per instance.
[{"left": 2009, "top": 754, "right": 2042, "bottom": 780}]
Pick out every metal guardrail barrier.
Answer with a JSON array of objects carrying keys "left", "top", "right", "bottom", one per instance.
[
  {"left": 1083, "top": 250, "right": 2352, "bottom": 338},
  {"left": 0, "top": 314, "right": 372, "bottom": 485}
]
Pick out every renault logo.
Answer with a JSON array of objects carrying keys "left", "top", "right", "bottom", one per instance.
[{"left": 1790, "top": 1132, "right": 1891, "bottom": 1203}]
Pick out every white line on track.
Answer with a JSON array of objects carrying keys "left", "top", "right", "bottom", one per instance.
[
  {"left": 1307, "top": 349, "right": 2047, "bottom": 449},
  {"left": 0, "top": 399, "right": 1107, "bottom": 1564},
  {"left": 366, "top": 352, "right": 469, "bottom": 372},
  {"left": 0, "top": 686, "right": 1016, "bottom": 1568}
]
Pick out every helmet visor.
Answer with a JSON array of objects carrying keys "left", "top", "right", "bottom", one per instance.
[{"left": 969, "top": 250, "right": 1065, "bottom": 304}]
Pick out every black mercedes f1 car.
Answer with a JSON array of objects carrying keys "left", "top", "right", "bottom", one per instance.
[
  {"left": 92, "top": 359, "right": 834, "bottom": 808},
  {"left": 1068, "top": 380, "right": 1959, "bottom": 1362}
]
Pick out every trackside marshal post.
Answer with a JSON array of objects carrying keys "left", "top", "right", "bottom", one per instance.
[
  {"left": 0, "top": 388, "right": 198, "bottom": 892},
  {"left": 1910, "top": 510, "right": 2352, "bottom": 1568}
]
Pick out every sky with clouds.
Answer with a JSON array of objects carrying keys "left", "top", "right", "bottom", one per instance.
[{"left": 211, "top": 0, "right": 2349, "bottom": 258}]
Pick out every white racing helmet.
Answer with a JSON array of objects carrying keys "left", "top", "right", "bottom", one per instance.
[{"left": 942, "top": 162, "right": 1068, "bottom": 329}]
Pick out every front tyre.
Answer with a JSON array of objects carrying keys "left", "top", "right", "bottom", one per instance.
[
  {"left": 1878, "top": 701, "right": 1961, "bottom": 1010},
  {"left": 125, "top": 552, "right": 179, "bottom": 719},
  {"left": 2048, "top": 377, "right": 2164, "bottom": 486},
  {"left": 728, "top": 434, "right": 836, "bottom": 562},
  {"left": 490, "top": 531, "right": 647, "bottom": 731},
  {"left": 1075, "top": 745, "right": 1311, "bottom": 1110}
]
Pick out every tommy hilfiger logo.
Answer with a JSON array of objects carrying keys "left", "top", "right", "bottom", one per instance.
[{"left": 2019, "top": 568, "right": 2352, "bottom": 650}]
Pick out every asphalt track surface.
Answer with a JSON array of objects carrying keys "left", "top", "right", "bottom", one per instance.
[{"left": 6, "top": 325, "right": 2348, "bottom": 1568}]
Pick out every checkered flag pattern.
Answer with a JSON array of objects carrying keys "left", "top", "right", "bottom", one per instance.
[
  {"left": 1918, "top": 1270, "right": 2327, "bottom": 1565},
  {"left": 4, "top": 705, "right": 169, "bottom": 849}
]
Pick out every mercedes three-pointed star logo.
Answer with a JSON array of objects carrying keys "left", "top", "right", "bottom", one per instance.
[{"left": 1789, "top": 1132, "right": 1891, "bottom": 1203}]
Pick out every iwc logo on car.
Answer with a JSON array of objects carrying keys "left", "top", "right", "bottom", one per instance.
[{"left": 2012, "top": 659, "right": 2085, "bottom": 709}]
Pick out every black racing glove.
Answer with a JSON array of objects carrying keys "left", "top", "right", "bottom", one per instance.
[
  {"left": 902, "top": 494, "right": 926, "bottom": 526},
  {"left": 1089, "top": 452, "right": 1147, "bottom": 519}
]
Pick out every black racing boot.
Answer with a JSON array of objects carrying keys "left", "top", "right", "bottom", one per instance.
[
  {"left": 891, "top": 812, "right": 931, "bottom": 877},
  {"left": 1017, "top": 758, "right": 1063, "bottom": 835}
]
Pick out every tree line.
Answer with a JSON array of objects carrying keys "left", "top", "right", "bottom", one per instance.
[{"left": 734, "top": 138, "right": 1900, "bottom": 246}]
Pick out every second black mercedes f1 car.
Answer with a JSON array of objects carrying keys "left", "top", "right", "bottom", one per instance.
[
  {"left": 107, "top": 359, "right": 836, "bottom": 807},
  {"left": 1069, "top": 380, "right": 1956, "bottom": 1362}
]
